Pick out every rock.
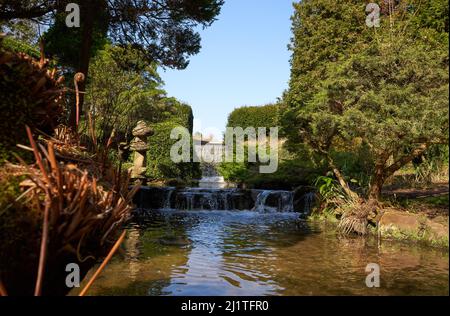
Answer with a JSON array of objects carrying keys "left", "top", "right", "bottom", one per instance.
[
  {"left": 231, "top": 190, "right": 254, "bottom": 210},
  {"left": 134, "top": 187, "right": 167, "bottom": 209},
  {"left": 129, "top": 139, "right": 150, "bottom": 151},
  {"left": 374, "top": 209, "right": 449, "bottom": 248},
  {"left": 166, "top": 178, "right": 186, "bottom": 187},
  {"left": 379, "top": 210, "right": 422, "bottom": 234},
  {"left": 426, "top": 219, "right": 449, "bottom": 241},
  {"left": 130, "top": 121, "right": 153, "bottom": 179},
  {"left": 158, "top": 235, "right": 191, "bottom": 247},
  {"left": 132, "top": 120, "right": 154, "bottom": 137},
  {"left": 293, "top": 186, "right": 315, "bottom": 213}
]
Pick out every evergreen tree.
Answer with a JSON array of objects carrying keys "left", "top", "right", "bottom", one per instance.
[
  {"left": 283, "top": 0, "right": 449, "bottom": 199},
  {"left": 0, "top": 0, "right": 224, "bottom": 126}
]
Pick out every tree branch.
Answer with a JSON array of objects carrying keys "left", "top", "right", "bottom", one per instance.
[{"left": 385, "top": 143, "right": 429, "bottom": 176}]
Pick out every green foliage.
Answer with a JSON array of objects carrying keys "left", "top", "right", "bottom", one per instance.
[
  {"left": 83, "top": 44, "right": 199, "bottom": 181},
  {"left": 43, "top": 12, "right": 108, "bottom": 70},
  {"left": 219, "top": 144, "right": 321, "bottom": 189},
  {"left": 0, "top": 171, "right": 42, "bottom": 295},
  {"left": 227, "top": 104, "right": 279, "bottom": 129},
  {"left": 411, "top": 0, "right": 449, "bottom": 33},
  {"left": 83, "top": 44, "right": 174, "bottom": 143},
  {"left": 284, "top": 0, "right": 368, "bottom": 112},
  {"left": 221, "top": 104, "right": 301, "bottom": 188},
  {"left": 331, "top": 143, "right": 374, "bottom": 190},
  {"left": 146, "top": 104, "right": 200, "bottom": 181},
  {"left": 217, "top": 161, "right": 250, "bottom": 183},
  {"left": 314, "top": 175, "right": 344, "bottom": 200},
  {"left": 283, "top": 0, "right": 449, "bottom": 198},
  {"left": 2, "top": 0, "right": 224, "bottom": 70},
  {"left": 246, "top": 160, "right": 320, "bottom": 190},
  {"left": 0, "top": 172, "right": 24, "bottom": 213},
  {"left": 0, "top": 36, "right": 39, "bottom": 58},
  {"left": 0, "top": 19, "right": 40, "bottom": 47},
  {"left": 413, "top": 145, "right": 449, "bottom": 183}
]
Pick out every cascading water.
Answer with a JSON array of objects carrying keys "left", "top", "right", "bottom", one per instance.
[
  {"left": 280, "top": 191, "right": 294, "bottom": 213},
  {"left": 252, "top": 190, "right": 274, "bottom": 213},
  {"left": 163, "top": 188, "right": 174, "bottom": 209},
  {"left": 302, "top": 192, "right": 315, "bottom": 214},
  {"left": 135, "top": 187, "right": 301, "bottom": 213},
  {"left": 198, "top": 160, "right": 230, "bottom": 189},
  {"left": 252, "top": 190, "right": 294, "bottom": 213}
]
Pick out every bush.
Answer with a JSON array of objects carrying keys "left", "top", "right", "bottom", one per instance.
[
  {"left": 0, "top": 36, "right": 65, "bottom": 162},
  {"left": 146, "top": 104, "right": 200, "bottom": 181},
  {"left": 331, "top": 144, "right": 375, "bottom": 192},
  {"left": 246, "top": 158, "right": 321, "bottom": 190},
  {"left": 412, "top": 144, "right": 449, "bottom": 183},
  {"left": 217, "top": 161, "right": 251, "bottom": 183},
  {"left": 227, "top": 104, "right": 279, "bottom": 129},
  {"left": 1, "top": 36, "right": 40, "bottom": 58},
  {"left": 219, "top": 143, "right": 322, "bottom": 190}
]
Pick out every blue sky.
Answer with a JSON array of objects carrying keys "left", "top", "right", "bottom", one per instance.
[{"left": 160, "top": 0, "right": 295, "bottom": 141}]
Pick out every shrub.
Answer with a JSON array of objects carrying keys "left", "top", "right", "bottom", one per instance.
[
  {"left": 0, "top": 35, "right": 65, "bottom": 162},
  {"left": 1, "top": 36, "right": 40, "bottom": 58},
  {"left": 146, "top": 104, "right": 200, "bottom": 181},
  {"left": 217, "top": 161, "right": 251, "bottom": 183},
  {"left": 227, "top": 103, "right": 279, "bottom": 129},
  {"left": 219, "top": 144, "right": 322, "bottom": 190},
  {"left": 246, "top": 158, "right": 321, "bottom": 190}
]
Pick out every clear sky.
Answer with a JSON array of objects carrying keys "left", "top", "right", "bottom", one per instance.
[{"left": 160, "top": 0, "right": 295, "bottom": 141}]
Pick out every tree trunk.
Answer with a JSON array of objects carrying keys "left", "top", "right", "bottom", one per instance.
[
  {"left": 326, "top": 154, "right": 359, "bottom": 200},
  {"left": 368, "top": 144, "right": 430, "bottom": 200},
  {"left": 68, "top": 1, "right": 95, "bottom": 129},
  {"left": 368, "top": 166, "right": 385, "bottom": 200}
]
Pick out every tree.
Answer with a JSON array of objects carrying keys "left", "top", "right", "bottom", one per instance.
[
  {"left": 282, "top": 0, "right": 449, "bottom": 200},
  {"left": 85, "top": 44, "right": 176, "bottom": 144},
  {"left": 0, "top": 0, "right": 224, "bottom": 126},
  {"left": 0, "top": 19, "right": 40, "bottom": 45}
]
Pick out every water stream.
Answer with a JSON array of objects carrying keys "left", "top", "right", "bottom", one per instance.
[{"left": 74, "top": 187, "right": 449, "bottom": 296}]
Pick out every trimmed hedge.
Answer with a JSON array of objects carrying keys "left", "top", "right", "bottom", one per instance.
[
  {"left": 227, "top": 103, "right": 279, "bottom": 129},
  {"left": 146, "top": 103, "right": 200, "bottom": 181}
]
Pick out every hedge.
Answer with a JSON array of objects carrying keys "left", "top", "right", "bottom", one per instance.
[
  {"left": 146, "top": 103, "right": 200, "bottom": 181},
  {"left": 227, "top": 103, "right": 279, "bottom": 130}
]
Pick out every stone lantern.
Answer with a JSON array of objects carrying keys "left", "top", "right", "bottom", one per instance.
[{"left": 129, "top": 121, "right": 153, "bottom": 181}]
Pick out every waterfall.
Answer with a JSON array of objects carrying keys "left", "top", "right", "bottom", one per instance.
[
  {"left": 302, "top": 192, "right": 315, "bottom": 214},
  {"left": 252, "top": 190, "right": 294, "bottom": 213},
  {"left": 136, "top": 187, "right": 300, "bottom": 213},
  {"left": 198, "top": 156, "right": 230, "bottom": 189},
  {"left": 252, "top": 191, "right": 274, "bottom": 213},
  {"left": 163, "top": 188, "right": 174, "bottom": 210},
  {"left": 176, "top": 191, "right": 196, "bottom": 210},
  {"left": 279, "top": 191, "right": 294, "bottom": 213}
]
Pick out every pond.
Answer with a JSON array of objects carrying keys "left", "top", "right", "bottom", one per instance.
[{"left": 76, "top": 209, "right": 449, "bottom": 296}]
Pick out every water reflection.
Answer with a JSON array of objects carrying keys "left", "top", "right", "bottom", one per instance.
[{"left": 74, "top": 210, "right": 449, "bottom": 296}]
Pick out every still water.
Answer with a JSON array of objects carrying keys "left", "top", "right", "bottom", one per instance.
[{"left": 77, "top": 210, "right": 449, "bottom": 296}]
